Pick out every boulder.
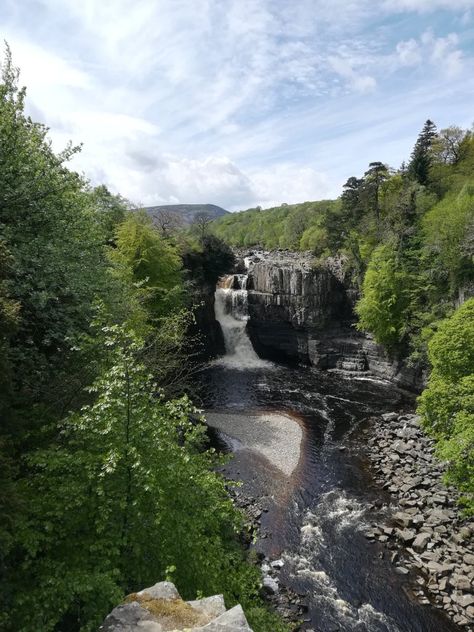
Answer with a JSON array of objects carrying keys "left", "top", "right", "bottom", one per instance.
[
  {"left": 412, "top": 532, "right": 431, "bottom": 552},
  {"left": 262, "top": 575, "right": 279, "bottom": 595},
  {"left": 396, "top": 529, "right": 416, "bottom": 544},
  {"left": 138, "top": 582, "right": 180, "bottom": 601},
  {"left": 100, "top": 582, "right": 253, "bottom": 631},
  {"left": 195, "top": 605, "right": 252, "bottom": 631},
  {"left": 188, "top": 595, "right": 227, "bottom": 619}
]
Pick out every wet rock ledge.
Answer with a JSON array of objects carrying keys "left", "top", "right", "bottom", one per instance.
[
  {"left": 365, "top": 412, "right": 474, "bottom": 630},
  {"left": 100, "top": 581, "right": 252, "bottom": 631}
]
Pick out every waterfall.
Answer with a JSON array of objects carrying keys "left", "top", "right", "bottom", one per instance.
[{"left": 214, "top": 273, "right": 269, "bottom": 369}]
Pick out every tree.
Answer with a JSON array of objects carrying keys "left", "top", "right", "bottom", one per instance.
[
  {"left": 418, "top": 299, "right": 474, "bottom": 513},
  {"left": 183, "top": 234, "right": 235, "bottom": 288},
  {"left": 355, "top": 242, "right": 414, "bottom": 347},
  {"left": 193, "top": 212, "right": 213, "bottom": 239},
  {"left": 408, "top": 119, "right": 438, "bottom": 185},
  {"left": 364, "top": 162, "right": 389, "bottom": 227},
  {"left": 89, "top": 185, "right": 128, "bottom": 246},
  {"left": 0, "top": 45, "right": 115, "bottom": 412},
  {"left": 422, "top": 184, "right": 474, "bottom": 294},
  {"left": 432, "top": 126, "right": 470, "bottom": 165},
  {"left": 153, "top": 208, "right": 184, "bottom": 237},
  {"left": 111, "top": 212, "right": 183, "bottom": 320}
]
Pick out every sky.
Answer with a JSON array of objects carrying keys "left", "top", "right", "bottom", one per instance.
[{"left": 1, "top": 0, "right": 474, "bottom": 211}]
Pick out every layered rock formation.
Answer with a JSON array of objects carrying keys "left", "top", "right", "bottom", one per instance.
[
  {"left": 239, "top": 251, "right": 423, "bottom": 390},
  {"left": 100, "top": 581, "right": 253, "bottom": 632}
]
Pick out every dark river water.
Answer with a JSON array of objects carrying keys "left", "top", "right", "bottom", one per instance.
[{"left": 200, "top": 362, "right": 458, "bottom": 632}]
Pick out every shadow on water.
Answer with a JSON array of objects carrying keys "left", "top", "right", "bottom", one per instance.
[{"left": 201, "top": 363, "right": 458, "bottom": 632}]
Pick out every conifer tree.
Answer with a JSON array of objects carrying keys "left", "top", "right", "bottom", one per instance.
[{"left": 408, "top": 119, "right": 438, "bottom": 185}]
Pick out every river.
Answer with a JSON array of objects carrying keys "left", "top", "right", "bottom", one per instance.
[{"left": 199, "top": 273, "right": 458, "bottom": 632}]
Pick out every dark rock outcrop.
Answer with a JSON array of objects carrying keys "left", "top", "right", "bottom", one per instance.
[
  {"left": 242, "top": 251, "right": 423, "bottom": 390},
  {"left": 192, "top": 286, "right": 225, "bottom": 358}
]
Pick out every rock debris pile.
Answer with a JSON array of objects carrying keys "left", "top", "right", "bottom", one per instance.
[
  {"left": 365, "top": 412, "right": 474, "bottom": 629},
  {"left": 100, "top": 581, "right": 253, "bottom": 632}
]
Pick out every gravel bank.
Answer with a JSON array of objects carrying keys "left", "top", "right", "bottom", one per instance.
[{"left": 205, "top": 411, "right": 303, "bottom": 477}]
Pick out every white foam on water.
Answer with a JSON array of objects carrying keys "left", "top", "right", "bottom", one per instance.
[{"left": 285, "top": 490, "right": 403, "bottom": 631}]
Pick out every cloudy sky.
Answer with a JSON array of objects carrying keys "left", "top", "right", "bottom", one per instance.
[{"left": 1, "top": 0, "right": 474, "bottom": 210}]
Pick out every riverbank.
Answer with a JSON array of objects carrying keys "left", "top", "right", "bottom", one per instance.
[{"left": 364, "top": 412, "right": 474, "bottom": 630}]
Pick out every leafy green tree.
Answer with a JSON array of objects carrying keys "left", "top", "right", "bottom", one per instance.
[
  {"left": 183, "top": 234, "right": 235, "bottom": 288},
  {"left": 422, "top": 183, "right": 474, "bottom": 294},
  {"left": 89, "top": 185, "right": 128, "bottom": 246},
  {"left": 355, "top": 242, "right": 415, "bottom": 347},
  {"left": 111, "top": 211, "right": 183, "bottom": 320},
  {"left": 0, "top": 46, "right": 116, "bottom": 413},
  {"left": 418, "top": 299, "right": 474, "bottom": 512},
  {"left": 432, "top": 126, "right": 471, "bottom": 165}
]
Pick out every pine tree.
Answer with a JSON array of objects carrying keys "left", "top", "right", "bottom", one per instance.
[
  {"left": 364, "top": 162, "right": 389, "bottom": 226},
  {"left": 408, "top": 119, "right": 438, "bottom": 186}
]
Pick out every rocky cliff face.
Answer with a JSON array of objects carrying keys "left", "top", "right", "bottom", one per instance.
[
  {"left": 100, "top": 581, "right": 253, "bottom": 632},
  {"left": 242, "top": 251, "right": 423, "bottom": 390}
]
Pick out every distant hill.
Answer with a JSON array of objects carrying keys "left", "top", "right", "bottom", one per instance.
[{"left": 143, "top": 203, "right": 229, "bottom": 225}]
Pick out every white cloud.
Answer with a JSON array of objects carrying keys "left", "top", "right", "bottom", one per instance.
[
  {"left": 328, "top": 56, "right": 377, "bottom": 93},
  {"left": 396, "top": 39, "right": 422, "bottom": 66},
  {"left": 394, "top": 30, "right": 464, "bottom": 77},
  {"left": 248, "top": 164, "right": 335, "bottom": 209},
  {"left": 5, "top": 38, "right": 91, "bottom": 91},
  {"left": 383, "top": 0, "right": 474, "bottom": 12},
  {"left": 422, "top": 30, "right": 464, "bottom": 77}
]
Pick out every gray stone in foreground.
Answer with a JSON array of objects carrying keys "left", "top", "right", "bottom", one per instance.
[
  {"left": 100, "top": 582, "right": 253, "bottom": 631},
  {"left": 99, "top": 602, "right": 160, "bottom": 632},
  {"left": 195, "top": 605, "right": 252, "bottom": 631},
  {"left": 187, "top": 595, "right": 227, "bottom": 619},
  {"left": 137, "top": 581, "right": 180, "bottom": 601},
  {"left": 262, "top": 575, "right": 279, "bottom": 595}
]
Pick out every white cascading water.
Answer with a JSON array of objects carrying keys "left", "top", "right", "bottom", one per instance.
[{"left": 214, "top": 273, "right": 269, "bottom": 369}]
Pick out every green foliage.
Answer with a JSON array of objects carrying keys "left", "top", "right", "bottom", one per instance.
[
  {"left": 422, "top": 184, "right": 474, "bottom": 293},
  {"left": 111, "top": 211, "right": 183, "bottom": 320},
  {"left": 0, "top": 47, "right": 125, "bottom": 413},
  {"left": 418, "top": 299, "right": 474, "bottom": 513},
  {"left": 5, "top": 323, "right": 272, "bottom": 631},
  {"left": 212, "top": 200, "right": 339, "bottom": 252},
  {"left": 182, "top": 234, "right": 236, "bottom": 287},
  {"left": 355, "top": 243, "right": 415, "bottom": 348}
]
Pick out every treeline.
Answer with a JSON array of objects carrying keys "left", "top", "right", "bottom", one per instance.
[
  {"left": 213, "top": 199, "right": 340, "bottom": 251},
  {"left": 214, "top": 119, "right": 474, "bottom": 512},
  {"left": 0, "top": 49, "right": 288, "bottom": 631}
]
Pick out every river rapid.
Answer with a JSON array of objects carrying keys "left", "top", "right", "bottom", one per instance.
[{"left": 199, "top": 273, "right": 458, "bottom": 632}]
